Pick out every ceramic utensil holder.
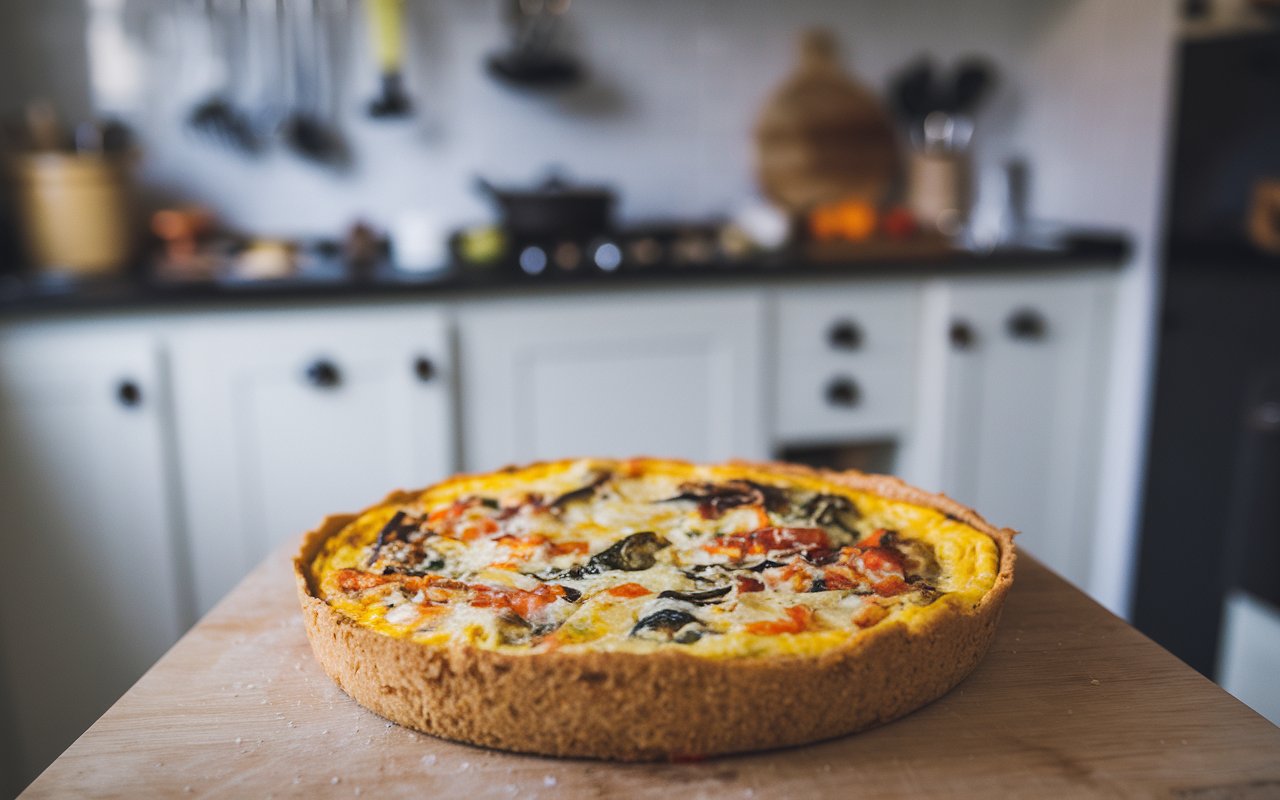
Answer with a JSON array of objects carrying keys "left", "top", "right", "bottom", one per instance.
[
  {"left": 908, "top": 151, "right": 972, "bottom": 237},
  {"left": 12, "top": 153, "right": 136, "bottom": 277}
]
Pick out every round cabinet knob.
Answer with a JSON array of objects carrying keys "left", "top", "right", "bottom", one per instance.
[
  {"left": 949, "top": 320, "right": 977, "bottom": 350},
  {"left": 828, "top": 319, "right": 863, "bottom": 350},
  {"left": 825, "top": 377, "right": 861, "bottom": 408},
  {"left": 305, "top": 359, "right": 341, "bottom": 389},
  {"left": 1006, "top": 308, "right": 1048, "bottom": 341},
  {"left": 413, "top": 356, "right": 436, "bottom": 383},
  {"left": 115, "top": 380, "right": 142, "bottom": 408}
]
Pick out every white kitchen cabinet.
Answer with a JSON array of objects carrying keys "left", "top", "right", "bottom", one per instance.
[
  {"left": 169, "top": 308, "right": 456, "bottom": 616},
  {"left": 457, "top": 291, "right": 768, "bottom": 471},
  {"left": 774, "top": 282, "right": 921, "bottom": 443},
  {"left": 926, "top": 273, "right": 1112, "bottom": 588},
  {"left": 0, "top": 327, "right": 185, "bottom": 791}
]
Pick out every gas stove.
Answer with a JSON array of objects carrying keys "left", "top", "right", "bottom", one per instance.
[{"left": 480, "top": 222, "right": 739, "bottom": 277}]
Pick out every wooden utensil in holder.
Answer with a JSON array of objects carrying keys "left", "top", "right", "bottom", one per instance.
[{"left": 12, "top": 153, "right": 136, "bottom": 277}]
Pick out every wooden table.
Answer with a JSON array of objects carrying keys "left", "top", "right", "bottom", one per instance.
[{"left": 25, "top": 551, "right": 1280, "bottom": 798}]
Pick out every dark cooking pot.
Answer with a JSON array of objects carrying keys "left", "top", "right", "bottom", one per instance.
[{"left": 477, "top": 174, "right": 615, "bottom": 238}]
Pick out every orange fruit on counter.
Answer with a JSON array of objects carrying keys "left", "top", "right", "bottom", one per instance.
[{"left": 809, "top": 199, "right": 878, "bottom": 242}]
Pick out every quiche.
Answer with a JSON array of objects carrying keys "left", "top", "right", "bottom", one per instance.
[{"left": 295, "top": 458, "right": 1015, "bottom": 760}]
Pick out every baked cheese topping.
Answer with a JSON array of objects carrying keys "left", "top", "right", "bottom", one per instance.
[{"left": 310, "top": 459, "right": 1000, "bottom": 659}]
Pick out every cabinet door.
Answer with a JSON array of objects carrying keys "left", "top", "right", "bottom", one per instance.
[
  {"left": 775, "top": 283, "right": 921, "bottom": 442},
  {"left": 458, "top": 292, "right": 767, "bottom": 471},
  {"left": 0, "top": 329, "right": 184, "bottom": 790},
  {"left": 170, "top": 309, "right": 455, "bottom": 616},
  {"left": 934, "top": 275, "right": 1110, "bottom": 587}
]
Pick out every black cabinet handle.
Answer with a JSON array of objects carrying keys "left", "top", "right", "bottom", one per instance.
[
  {"left": 305, "top": 359, "right": 341, "bottom": 388},
  {"left": 413, "top": 356, "right": 436, "bottom": 383},
  {"left": 116, "top": 380, "right": 142, "bottom": 408},
  {"left": 825, "top": 377, "right": 861, "bottom": 408},
  {"left": 949, "top": 320, "right": 977, "bottom": 350},
  {"left": 1006, "top": 308, "right": 1048, "bottom": 341},
  {"left": 828, "top": 319, "right": 863, "bottom": 350}
]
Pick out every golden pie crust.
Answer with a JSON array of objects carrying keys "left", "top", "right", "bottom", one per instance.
[{"left": 294, "top": 459, "right": 1016, "bottom": 761}]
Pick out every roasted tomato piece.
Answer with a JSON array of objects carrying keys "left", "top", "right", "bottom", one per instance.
[
  {"left": 736, "top": 575, "right": 765, "bottom": 593},
  {"left": 605, "top": 582, "right": 652, "bottom": 598},
  {"left": 459, "top": 517, "right": 500, "bottom": 541},
  {"left": 548, "top": 540, "right": 590, "bottom": 557},
  {"left": 872, "top": 576, "right": 911, "bottom": 597},
  {"left": 860, "top": 547, "right": 905, "bottom": 575},
  {"left": 704, "top": 527, "right": 831, "bottom": 561},
  {"left": 493, "top": 534, "right": 588, "bottom": 562},
  {"left": 745, "top": 605, "right": 814, "bottom": 635},
  {"left": 769, "top": 557, "right": 820, "bottom": 592},
  {"left": 821, "top": 565, "right": 862, "bottom": 591},
  {"left": 853, "top": 604, "right": 889, "bottom": 628},
  {"left": 470, "top": 583, "right": 567, "bottom": 620},
  {"left": 333, "top": 569, "right": 462, "bottom": 595},
  {"left": 334, "top": 569, "right": 398, "bottom": 592},
  {"left": 428, "top": 497, "right": 504, "bottom": 541},
  {"left": 509, "top": 584, "right": 568, "bottom": 618}
]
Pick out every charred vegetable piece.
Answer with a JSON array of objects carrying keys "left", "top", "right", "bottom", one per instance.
[
  {"left": 547, "top": 471, "right": 611, "bottom": 509},
  {"left": 661, "top": 480, "right": 789, "bottom": 519},
  {"left": 630, "top": 608, "right": 700, "bottom": 637},
  {"left": 571, "top": 532, "right": 668, "bottom": 577},
  {"left": 367, "top": 510, "right": 425, "bottom": 567},
  {"left": 747, "top": 560, "right": 787, "bottom": 572},
  {"left": 558, "top": 585, "right": 582, "bottom": 603},
  {"left": 657, "top": 586, "right": 732, "bottom": 605},
  {"left": 741, "top": 480, "right": 791, "bottom": 512},
  {"left": 380, "top": 554, "right": 445, "bottom": 576},
  {"left": 907, "top": 578, "right": 940, "bottom": 604},
  {"left": 800, "top": 493, "right": 861, "bottom": 535}
]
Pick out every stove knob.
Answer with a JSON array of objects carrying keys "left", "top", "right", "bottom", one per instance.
[
  {"left": 593, "top": 240, "right": 622, "bottom": 272},
  {"left": 553, "top": 241, "right": 582, "bottom": 272},
  {"left": 518, "top": 245, "right": 548, "bottom": 275}
]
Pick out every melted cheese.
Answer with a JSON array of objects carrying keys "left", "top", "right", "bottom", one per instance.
[{"left": 311, "top": 458, "right": 1001, "bottom": 659}]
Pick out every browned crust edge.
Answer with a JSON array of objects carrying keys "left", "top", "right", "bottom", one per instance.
[{"left": 293, "top": 458, "right": 1017, "bottom": 761}]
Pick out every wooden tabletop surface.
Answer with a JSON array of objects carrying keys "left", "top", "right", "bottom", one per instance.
[{"left": 24, "top": 549, "right": 1280, "bottom": 799}]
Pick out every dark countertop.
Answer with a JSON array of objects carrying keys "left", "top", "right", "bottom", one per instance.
[{"left": 0, "top": 232, "right": 1129, "bottom": 319}]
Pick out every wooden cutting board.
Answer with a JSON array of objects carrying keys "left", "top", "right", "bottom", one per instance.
[
  {"left": 754, "top": 29, "right": 901, "bottom": 213},
  {"left": 24, "top": 550, "right": 1280, "bottom": 798}
]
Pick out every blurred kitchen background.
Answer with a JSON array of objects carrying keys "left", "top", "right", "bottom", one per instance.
[{"left": 1, "top": 0, "right": 1279, "bottom": 792}]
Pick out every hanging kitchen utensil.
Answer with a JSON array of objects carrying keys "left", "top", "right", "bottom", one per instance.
[
  {"left": 281, "top": 0, "right": 349, "bottom": 169},
  {"left": 754, "top": 29, "right": 901, "bottom": 213},
  {"left": 946, "top": 58, "right": 995, "bottom": 117},
  {"left": 365, "top": 0, "right": 412, "bottom": 117},
  {"left": 187, "top": 0, "right": 261, "bottom": 156},
  {"left": 486, "top": 0, "right": 583, "bottom": 90},
  {"left": 888, "top": 57, "right": 939, "bottom": 148}
]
